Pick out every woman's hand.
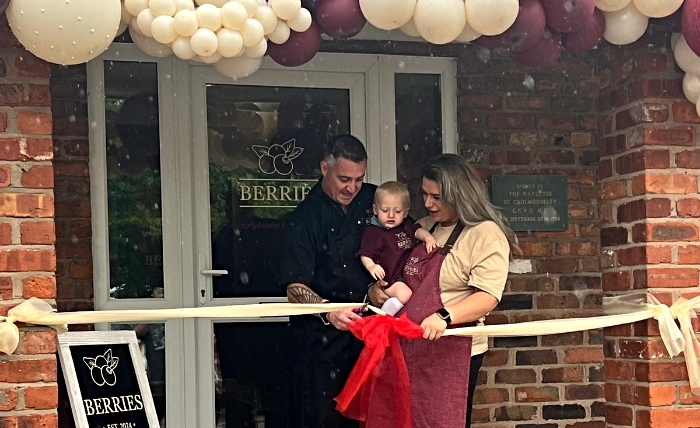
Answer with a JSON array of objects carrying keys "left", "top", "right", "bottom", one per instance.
[
  {"left": 327, "top": 309, "right": 363, "bottom": 330},
  {"left": 421, "top": 313, "right": 447, "bottom": 340}
]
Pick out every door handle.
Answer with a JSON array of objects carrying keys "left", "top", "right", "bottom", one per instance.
[{"left": 200, "top": 269, "right": 228, "bottom": 276}]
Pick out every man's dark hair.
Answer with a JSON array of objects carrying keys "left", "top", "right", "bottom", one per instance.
[{"left": 323, "top": 134, "right": 367, "bottom": 164}]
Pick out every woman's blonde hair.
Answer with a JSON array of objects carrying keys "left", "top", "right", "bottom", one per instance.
[{"left": 421, "top": 154, "right": 520, "bottom": 257}]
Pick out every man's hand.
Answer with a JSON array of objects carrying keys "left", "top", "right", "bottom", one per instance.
[
  {"left": 367, "top": 280, "right": 390, "bottom": 306},
  {"left": 327, "top": 309, "right": 362, "bottom": 330},
  {"left": 421, "top": 313, "right": 447, "bottom": 340}
]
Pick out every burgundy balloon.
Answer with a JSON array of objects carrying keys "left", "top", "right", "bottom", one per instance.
[
  {"left": 267, "top": 21, "right": 322, "bottom": 67},
  {"left": 315, "top": 0, "right": 366, "bottom": 40},
  {"left": 0, "top": 0, "right": 9, "bottom": 15},
  {"left": 480, "top": 0, "right": 547, "bottom": 52},
  {"left": 512, "top": 27, "right": 563, "bottom": 69},
  {"left": 562, "top": 7, "right": 605, "bottom": 53},
  {"left": 541, "top": 0, "right": 595, "bottom": 33},
  {"left": 301, "top": 0, "right": 323, "bottom": 13},
  {"left": 682, "top": 0, "right": 700, "bottom": 57}
]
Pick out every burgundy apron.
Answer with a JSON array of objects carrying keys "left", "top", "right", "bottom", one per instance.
[{"left": 365, "top": 223, "right": 472, "bottom": 428}]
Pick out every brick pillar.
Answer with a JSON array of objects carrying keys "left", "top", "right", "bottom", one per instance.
[
  {"left": 599, "top": 29, "right": 700, "bottom": 427},
  {"left": 0, "top": 16, "right": 59, "bottom": 428}
]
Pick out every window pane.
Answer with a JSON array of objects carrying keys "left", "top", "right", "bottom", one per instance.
[
  {"left": 104, "top": 61, "right": 164, "bottom": 299},
  {"left": 395, "top": 74, "right": 443, "bottom": 219}
]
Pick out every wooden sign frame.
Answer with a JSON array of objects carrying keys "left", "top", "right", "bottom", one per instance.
[{"left": 57, "top": 331, "right": 160, "bottom": 428}]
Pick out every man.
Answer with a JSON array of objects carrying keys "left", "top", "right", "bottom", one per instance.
[{"left": 280, "top": 134, "right": 376, "bottom": 428}]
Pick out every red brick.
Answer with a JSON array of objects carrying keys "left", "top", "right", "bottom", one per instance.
[
  {"left": 565, "top": 384, "right": 604, "bottom": 400},
  {"left": 678, "top": 198, "right": 700, "bottom": 217},
  {"left": 22, "top": 276, "right": 56, "bottom": 299},
  {"left": 635, "top": 385, "right": 677, "bottom": 407},
  {"left": 676, "top": 149, "right": 700, "bottom": 169},
  {"left": 0, "top": 165, "right": 11, "bottom": 188},
  {"left": 606, "top": 404, "right": 633, "bottom": 426},
  {"left": 637, "top": 408, "right": 700, "bottom": 428},
  {"left": 518, "top": 241, "right": 553, "bottom": 257},
  {"left": 15, "top": 54, "right": 51, "bottom": 78},
  {"left": 0, "top": 277, "right": 12, "bottom": 299},
  {"left": 605, "top": 360, "right": 635, "bottom": 381},
  {"left": 25, "top": 138, "right": 54, "bottom": 160},
  {"left": 0, "top": 250, "right": 55, "bottom": 272},
  {"left": 504, "top": 96, "right": 549, "bottom": 110},
  {"left": 644, "top": 126, "right": 696, "bottom": 146},
  {"left": 24, "top": 386, "right": 58, "bottom": 410},
  {"left": 0, "top": 194, "right": 54, "bottom": 217},
  {"left": 514, "top": 386, "right": 559, "bottom": 402},
  {"left": 601, "top": 180, "right": 627, "bottom": 200},
  {"left": 614, "top": 150, "right": 670, "bottom": 175},
  {"left": 0, "top": 138, "right": 22, "bottom": 161},
  {"left": 69, "top": 260, "right": 93, "bottom": 279},
  {"left": 679, "top": 245, "right": 700, "bottom": 264},
  {"left": 555, "top": 242, "right": 598, "bottom": 256},
  {"left": 53, "top": 161, "right": 89, "bottom": 177},
  {"left": 536, "top": 293, "right": 580, "bottom": 309},
  {"left": 0, "top": 358, "right": 57, "bottom": 382},
  {"left": 474, "top": 387, "right": 509, "bottom": 404},
  {"left": 11, "top": 414, "right": 58, "bottom": 428},
  {"left": 0, "top": 84, "right": 24, "bottom": 106},
  {"left": 615, "top": 103, "right": 669, "bottom": 130},
  {"left": 602, "top": 271, "right": 631, "bottom": 291},
  {"left": 20, "top": 165, "right": 54, "bottom": 188},
  {"left": 632, "top": 222, "right": 699, "bottom": 242},
  {"left": 20, "top": 221, "right": 55, "bottom": 245},
  {"left": 643, "top": 268, "right": 699, "bottom": 288},
  {"left": 672, "top": 101, "right": 700, "bottom": 123},
  {"left": 564, "top": 347, "right": 604, "bottom": 364},
  {"left": 487, "top": 112, "right": 533, "bottom": 129},
  {"left": 0, "top": 387, "right": 18, "bottom": 411},
  {"left": 17, "top": 110, "right": 52, "bottom": 135},
  {"left": 599, "top": 159, "right": 613, "bottom": 178},
  {"left": 21, "top": 330, "right": 57, "bottom": 354},
  {"left": 25, "top": 85, "right": 51, "bottom": 107},
  {"left": 536, "top": 114, "right": 575, "bottom": 130},
  {"left": 0, "top": 222, "right": 11, "bottom": 246},
  {"left": 680, "top": 385, "right": 700, "bottom": 404},
  {"left": 570, "top": 132, "right": 592, "bottom": 147},
  {"left": 0, "top": 112, "right": 6, "bottom": 133},
  {"left": 636, "top": 362, "right": 688, "bottom": 382},
  {"left": 631, "top": 173, "right": 698, "bottom": 195},
  {"left": 542, "top": 366, "right": 584, "bottom": 383},
  {"left": 459, "top": 94, "right": 502, "bottom": 109}
]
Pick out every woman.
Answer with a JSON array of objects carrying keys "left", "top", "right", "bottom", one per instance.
[{"left": 367, "top": 154, "right": 519, "bottom": 428}]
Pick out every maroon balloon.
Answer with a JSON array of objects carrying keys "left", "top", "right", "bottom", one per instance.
[
  {"left": 562, "top": 7, "right": 605, "bottom": 53},
  {"left": 315, "top": 0, "right": 366, "bottom": 40},
  {"left": 512, "top": 27, "right": 562, "bottom": 69},
  {"left": 683, "top": 0, "right": 700, "bottom": 57},
  {"left": 0, "top": 0, "right": 9, "bottom": 15},
  {"left": 479, "top": 0, "right": 546, "bottom": 52},
  {"left": 301, "top": 0, "right": 323, "bottom": 13},
  {"left": 541, "top": 0, "right": 595, "bottom": 33},
  {"left": 267, "top": 21, "right": 322, "bottom": 67}
]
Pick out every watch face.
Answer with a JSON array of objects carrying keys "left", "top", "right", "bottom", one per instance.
[{"left": 436, "top": 308, "right": 450, "bottom": 319}]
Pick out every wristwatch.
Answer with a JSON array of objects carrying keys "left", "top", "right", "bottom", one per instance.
[{"left": 435, "top": 307, "right": 452, "bottom": 325}]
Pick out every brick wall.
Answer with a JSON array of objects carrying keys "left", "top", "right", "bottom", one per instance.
[
  {"left": 0, "top": 16, "right": 59, "bottom": 428},
  {"left": 598, "top": 24, "right": 700, "bottom": 428}
]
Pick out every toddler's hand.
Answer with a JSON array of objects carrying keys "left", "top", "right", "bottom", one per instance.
[
  {"left": 425, "top": 237, "right": 440, "bottom": 253},
  {"left": 369, "top": 265, "right": 385, "bottom": 280}
]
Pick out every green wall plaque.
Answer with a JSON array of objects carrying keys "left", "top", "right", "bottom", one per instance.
[{"left": 491, "top": 175, "right": 568, "bottom": 232}]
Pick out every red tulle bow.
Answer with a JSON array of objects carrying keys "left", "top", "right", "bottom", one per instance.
[{"left": 335, "top": 314, "right": 423, "bottom": 428}]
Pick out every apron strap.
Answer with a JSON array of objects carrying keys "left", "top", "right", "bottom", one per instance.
[{"left": 440, "top": 222, "right": 465, "bottom": 255}]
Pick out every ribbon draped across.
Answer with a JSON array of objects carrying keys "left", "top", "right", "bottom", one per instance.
[
  {"left": 1, "top": 294, "right": 700, "bottom": 394},
  {"left": 335, "top": 314, "right": 423, "bottom": 427}
]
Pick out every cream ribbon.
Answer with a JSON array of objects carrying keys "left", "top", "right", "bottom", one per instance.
[{"left": 2, "top": 294, "right": 700, "bottom": 393}]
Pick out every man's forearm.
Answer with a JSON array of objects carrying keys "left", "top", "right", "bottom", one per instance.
[{"left": 286, "top": 283, "right": 324, "bottom": 304}]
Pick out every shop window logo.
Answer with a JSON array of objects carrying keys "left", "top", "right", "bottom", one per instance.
[
  {"left": 252, "top": 139, "right": 304, "bottom": 175},
  {"left": 83, "top": 349, "right": 119, "bottom": 386}
]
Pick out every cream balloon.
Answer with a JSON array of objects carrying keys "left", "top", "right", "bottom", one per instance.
[
  {"left": 172, "top": 36, "right": 197, "bottom": 59},
  {"left": 674, "top": 36, "right": 700, "bottom": 75},
  {"left": 196, "top": 3, "right": 223, "bottom": 31},
  {"left": 6, "top": 0, "right": 122, "bottom": 65},
  {"left": 151, "top": 15, "right": 178, "bottom": 43},
  {"left": 136, "top": 8, "right": 156, "bottom": 37},
  {"left": 603, "top": 3, "right": 648, "bottom": 45},
  {"left": 287, "top": 7, "right": 312, "bottom": 32},
  {"left": 174, "top": 9, "right": 199, "bottom": 36},
  {"left": 198, "top": 52, "right": 223, "bottom": 63},
  {"left": 190, "top": 27, "right": 219, "bottom": 56},
  {"left": 117, "top": 21, "right": 129, "bottom": 36},
  {"left": 195, "top": 0, "right": 229, "bottom": 6},
  {"left": 150, "top": 0, "right": 177, "bottom": 16},
  {"left": 221, "top": 1, "right": 249, "bottom": 30},
  {"left": 217, "top": 28, "right": 245, "bottom": 57},
  {"left": 268, "top": 20, "right": 291, "bottom": 44},
  {"left": 454, "top": 21, "right": 481, "bottom": 43},
  {"left": 121, "top": 2, "right": 134, "bottom": 24},
  {"left": 269, "top": 0, "right": 301, "bottom": 20},
  {"left": 240, "top": 18, "right": 265, "bottom": 47},
  {"left": 236, "top": 0, "right": 260, "bottom": 17},
  {"left": 255, "top": 5, "right": 279, "bottom": 34},
  {"left": 244, "top": 38, "right": 267, "bottom": 58},
  {"left": 399, "top": 18, "right": 421, "bottom": 37},
  {"left": 125, "top": 0, "right": 150, "bottom": 16},
  {"left": 683, "top": 73, "right": 700, "bottom": 104},
  {"left": 175, "top": 0, "right": 196, "bottom": 11},
  {"left": 359, "top": 0, "right": 416, "bottom": 30},
  {"left": 695, "top": 99, "right": 700, "bottom": 119},
  {"left": 465, "top": 0, "right": 519, "bottom": 36},
  {"left": 672, "top": 33, "right": 682, "bottom": 51},
  {"left": 214, "top": 55, "right": 263, "bottom": 79},
  {"left": 632, "top": 0, "right": 683, "bottom": 18},
  {"left": 595, "top": 0, "right": 632, "bottom": 12},
  {"left": 130, "top": 24, "right": 173, "bottom": 56},
  {"left": 414, "top": 0, "right": 467, "bottom": 44}
]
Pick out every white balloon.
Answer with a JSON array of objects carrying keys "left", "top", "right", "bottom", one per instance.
[
  {"left": 174, "top": 9, "right": 199, "bottom": 36},
  {"left": 603, "top": 3, "right": 649, "bottom": 45},
  {"left": 195, "top": 0, "right": 229, "bottom": 6},
  {"left": 196, "top": 3, "right": 223, "bottom": 31},
  {"left": 190, "top": 27, "right": 219, "bottom": 56},
  {"left": 151, "top": 15, "right": 178, "bottom": 43},
  {"left": 414, "top": 0, "right": 466, "bottom": 44},
  {"left": 130, "top": 24, "right": 173, "bottom": 56},
  {"left": 172, "top": 36, "right": 197, "bottom": 59},
  {"left": 454, "top": 21, "right": 481, "bottom": 43},
  {"left": 117, "top": 21, "right": 129, "bottom": 36},
  {"left": 255, "top": 5, "right": 279, "bottom": 34},
  {"left": 595, "top": 0, "right": 632, "bottom": 12},
  {"left": 136, "top": 8, "right": 157, "bottom": 37},
  {"left": 359, "top": 0, "right": 416, "bottom": 30},
  {"left": 235, "top": 0, "right": 260, "bottom": 17},
  {"left": 671, "top": 33, "right": 682, "bottom": 51},
  {"left": 399, "top": 18, "right": 421, "bottom": 37},
  {"left": 674, "top": 36, "right": 700, "bottom": 75},
  {"left": 267, "top": 19, "right": 290, "bottom": 44},
  {"left": 244, "top": 38, "right": 267, "bottom": 58},
  {"left": 150, "top": 0, "right": 177, "bottom": 16},
  {"left": 268, "top": 0, "right": 301, "bottom": 20},
  {"left": 121, "top": 2, "right": 134, "bottom": 25},
  {"left": 198, "top": 52, "right": 222, "bottom": 63},
  {"left": 214, "top": 55, "right": 263, "bottom": 79},
  {"left": 287, "top": 8, "right": 312, "bottom": 33},
  {"left": 125, "top": 0, "right": 150, "bottom": 16},
  {"left": 465, "top": 0, "right": 518, "bottom": 36},
  {"left": 240, "top": 18, "right": 265, "bottom": 47},
  {"left": 175, "top": 0, "right": 196, "bottom": 11},
  {"left": 217, "top": 28, "right": 245, "bottom": 57},
  {"left": 683, "top": 74, "right": 700, "bottom": 104},
  {"left": 6, "top": 0, "right": 122, "bottom": 65},
  {"left": 221, "top": 1, "right": 249, "bottom": 30},
  {"left": 632, "top": 0, "right": 683, "bottom": 18}
]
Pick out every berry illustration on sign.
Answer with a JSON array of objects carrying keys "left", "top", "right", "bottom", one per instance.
[
  {"left": 83, "top": 349, "right": 120, "bottom": 387},
  {"left": 253, "top": 139, "right": 304, "bottom": 175}
]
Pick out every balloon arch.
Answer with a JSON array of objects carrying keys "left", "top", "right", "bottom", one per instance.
[{"left": 2, "top": 0, "right": 700, "bottom": 106}]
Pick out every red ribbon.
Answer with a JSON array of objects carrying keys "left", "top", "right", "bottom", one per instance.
[{"left": 335, "top": 314, "right": 423, "bottom": 428}]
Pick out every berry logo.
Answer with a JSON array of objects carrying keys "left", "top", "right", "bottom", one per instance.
[
  {"left": 252, "top": 139, "right": 304, "bottom": 175},
  {"left": 83, "top": 349, "right": 119, "bottom": 387}
]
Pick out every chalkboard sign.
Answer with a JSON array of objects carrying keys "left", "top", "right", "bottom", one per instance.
[
  {"left": 491, "top": 175, "right": 568, "bottom": 231},
  {"left": 58, "top": 331, "right": 159, "bottom": 428}
]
